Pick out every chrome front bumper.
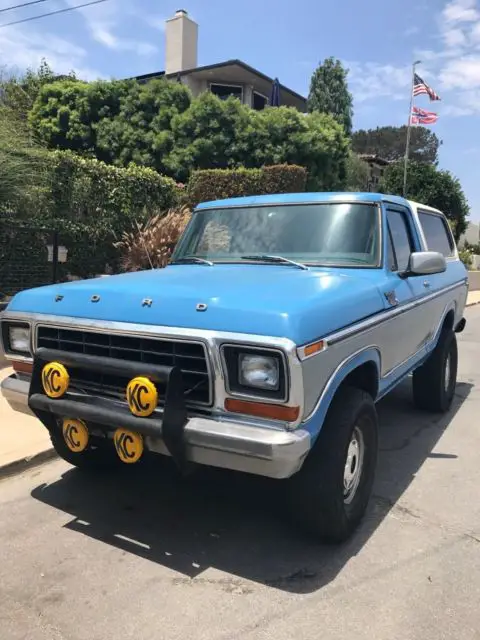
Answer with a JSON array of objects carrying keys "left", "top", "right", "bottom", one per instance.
[{"left": 1, "top": 375, "right": 311, "bottom": 479}]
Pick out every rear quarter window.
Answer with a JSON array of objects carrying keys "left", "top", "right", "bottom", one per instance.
[{"left": 418, "top": 210, "right": 455, "bottom": 258}]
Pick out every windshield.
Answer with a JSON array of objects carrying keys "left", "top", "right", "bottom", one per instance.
[{"left": 173, "top": 202, "right": 380, "bottom": 267}]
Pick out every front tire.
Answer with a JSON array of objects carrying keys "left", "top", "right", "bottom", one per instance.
[
  {"left": 286, "top": 386, "right": 378, "bottom": 544},
  {"left": 412, "top": 328, "right": 458, "bottom": 413}
]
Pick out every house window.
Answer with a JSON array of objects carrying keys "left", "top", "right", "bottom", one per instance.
[
  {"left": 253, "top": 91, "right": 268, "bottom": 111},
  {"left": 210, "top": 83, "right": 243, "bottom": 101}
]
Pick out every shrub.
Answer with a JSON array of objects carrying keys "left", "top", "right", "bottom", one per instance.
[
  {"left": 187, "top": 164, "right": 307, "bottom": 206},
  {"left": 260, "top": 164, "right": 307, "bottom": 194},
  {"left": 187, "top": 168, "right": 261, "bottom": 206},
  {"left": 114, "top": 206, "right": 191, "bottom": 271},
  {"left": 459, "top": 248, "right": 473, "bottom": 270},
  {"left": 1, "top": 151, "right": 180, "bottom": 291},
  {"left": 29, "top": 79, "right": 349, "bottom": 189},
  {"left": 43, "top": 150, "right": 178, "bottom": 229}
]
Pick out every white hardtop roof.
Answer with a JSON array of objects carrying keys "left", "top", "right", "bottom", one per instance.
[{"left": 407, "top": 200, "right": 444, "bottom": 216}]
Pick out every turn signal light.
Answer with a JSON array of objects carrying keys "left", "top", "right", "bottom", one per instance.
[
  {"left": 303, "top": 340, "right": 325, "bottom": 358},
  {"left": 225, "top": 398, "right": 300, "bottom": 422},
  {"left": 12, "top": 360, "right": 33, "bottom": 375}
]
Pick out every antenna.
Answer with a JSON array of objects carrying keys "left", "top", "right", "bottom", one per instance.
[{"left": 136, "top": 220, "right": 154, "bottom": 270}]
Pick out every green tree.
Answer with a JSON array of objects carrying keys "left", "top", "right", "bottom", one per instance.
[
  {"left": 27, "top": 72, "right": 349, "bottom": 188},
  {"left": 246, "top": 107, "right": 349, "bottom": 189},
  {"left": 29, "top": 78, "right": 132, "bottom": 153},
  {"left": 165, "top": 92, "right": 253, "bottom": 181},
  {"left": 95, "top": 79, "right": 191, "bottom": 172},
  {"left": 29, "top": 77, "right": 192, "bottom": 173},
  {"left": 351, "top": 125, "right": 441, "bottom": 164},
  {"left": 380, "top": 161, "right": 469, "bottom": 239},
  {"left": 167, "top": 95, "right": 349, "bottom": 190},
  {"left": 307, "top": 57, "right": 353, "bottom": 135},
  {"left": 0, "top": 59, "right": 74, "bottom": 121},
  {"left": 345, "top": 151, "right": 370, "bottom": 191}
]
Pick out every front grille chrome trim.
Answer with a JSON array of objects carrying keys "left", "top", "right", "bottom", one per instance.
[{"left": 36, "top": 325, "right": 213, "bottom": 408}]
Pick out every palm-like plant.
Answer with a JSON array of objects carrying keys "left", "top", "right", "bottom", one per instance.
[{"left": 114, "top": 206, "right": 192, "bottom": 271}]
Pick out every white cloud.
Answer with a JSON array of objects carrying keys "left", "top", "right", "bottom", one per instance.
[
  {"left": 440, "top": 54, "right": 480, "bottom": 87},
  {"left": 471, "top": 20, "right": 480, "bottom": 41},
  {"left": 404, "top": 25, "right": 420, "bottom": 36},
  {"left": 348, "top": 62, "right": 411, "bottom": 103},
  {"left": 0, "top": 24, "right": 101, "bottom": 80},
  {"left": 92, "top": 26, "right": 157, "bottom": 56},
  {"left": 443, "top": 88, "right": 480, "bottom": 114},
  {"left": 148, "top": 15, "right": 167, "bottom": 31},
  {"left": 443, "top": 0, "right": 479, "bottom": 24},
  {"left": 65, "top": 0, "right": 157, "bottom": 57},
  {"left": 443, "top": 26, "right": 468, "bottom": 46},
  {"left": 349, "top": 0, "right": 480, "bottom": 119}
]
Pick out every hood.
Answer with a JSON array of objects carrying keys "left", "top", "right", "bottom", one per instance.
[{"left": 7, "top": 265, "right": 385, "bottom": 345}]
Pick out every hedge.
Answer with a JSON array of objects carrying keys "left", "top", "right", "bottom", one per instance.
[
  {"left": 187, "top": 164, "right": 307, "bottom": 206},
  {"left": 43, "top": 150, "right": 179, "bottom": 229},
  {"left": 1, "top": 151, "right": 179, "bottom": 293}
]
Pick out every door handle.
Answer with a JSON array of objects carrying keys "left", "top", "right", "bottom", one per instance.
[{"left": 423, "top": 280, "right": 431, "bottom": 289}]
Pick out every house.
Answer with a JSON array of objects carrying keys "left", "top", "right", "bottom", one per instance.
[
  {"left": 358, "top": 154, "right": 390, "bottom": 191},
  {"left": 134, "top": 9, "right": 307, "bottom": 113}
]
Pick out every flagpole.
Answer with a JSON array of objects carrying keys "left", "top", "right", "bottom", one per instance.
[{"left": 403, "top": 60, "right": 421, "bottom": 198}]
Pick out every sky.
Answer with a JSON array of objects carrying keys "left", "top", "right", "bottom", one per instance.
[{"left": 1, "top": 0, "right": 480, "bottom": 220}]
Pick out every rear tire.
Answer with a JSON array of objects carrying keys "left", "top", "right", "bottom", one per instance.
[
  {"left": 286, "top": 386, "right": 378, "bottom": 543},
  {"left": 50, "top": 429, "right": 122, "bottom": 471},
  {"left": 412, "top": 328, "right": 458, "bottom": 413}
]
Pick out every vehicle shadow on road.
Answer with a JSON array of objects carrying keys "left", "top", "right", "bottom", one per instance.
[{"left": 31, "top": 379, "right": 472, "bottom": 595}]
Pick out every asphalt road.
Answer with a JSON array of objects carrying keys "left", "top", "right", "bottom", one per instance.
[{"left": 1, "top": 307, "right": 480, "bottom": 640}]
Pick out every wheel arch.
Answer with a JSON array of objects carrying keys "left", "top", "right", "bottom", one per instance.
[
  {"left": 428, "top": 302, "right": 457, "bottom": 355},
  {"left": 305, "top": 347, "right": 381, "bottom": 443}
]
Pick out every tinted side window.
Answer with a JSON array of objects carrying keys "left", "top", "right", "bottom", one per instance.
[
  {"left": 387, "top": 209, "right": 413, "bottom": 272},
  {"left": 419, "top": 211, "right": 454, "bottom": 257}
]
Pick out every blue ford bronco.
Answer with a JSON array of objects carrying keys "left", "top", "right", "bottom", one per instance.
[{"left": 1, "top": 193, "right": 468, "bottom": 542}]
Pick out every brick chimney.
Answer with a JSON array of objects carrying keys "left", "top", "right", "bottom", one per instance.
[{"left": 165, "top": 9, "right": 198, "bottom": 75}]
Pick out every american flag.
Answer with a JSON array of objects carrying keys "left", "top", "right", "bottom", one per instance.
[
  {"left": 410, "top": 106, "right": 439, "bottom": 125},
  {"left": 413, "top": 73, "right": 441, "bottom": 101}
]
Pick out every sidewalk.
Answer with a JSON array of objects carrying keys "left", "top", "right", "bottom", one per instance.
[
  {"left": 466, "top": 290, "right": 480, "bottom": 307},
  {"left": 1, "top": 289, "right": 480, "bottom": 477},
  {"left": 0, "top": 367, "right": 54, "bottom": 478}
]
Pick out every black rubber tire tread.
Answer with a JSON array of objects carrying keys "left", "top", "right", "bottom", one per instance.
[
  {"left": 412, "top": 329, "right": 458, "bottom": 413},
  {"left": 50, "top": 429, "right": 122, "bottom": 471},
  {"left": 286, "top": 386, "right": 378, "bottom": 544}
]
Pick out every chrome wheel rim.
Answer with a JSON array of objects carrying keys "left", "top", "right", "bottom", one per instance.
[
  {"left": 344, "top": 427, "right": 365, "bottom": 505},
  {"left": 445, "top": 352, "right": 451, "bottom": 393}
]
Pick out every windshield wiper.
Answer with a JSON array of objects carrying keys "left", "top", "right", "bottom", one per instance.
[
  {"left": 170, "top": 256, "right": 214, "bottom": 266},
  {"left": 241, "top": 255, "right": 309, "bottom": 270}
]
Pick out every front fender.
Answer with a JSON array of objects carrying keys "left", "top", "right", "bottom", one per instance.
[{"left": 302, "top": 347, "right": 381, "bottom": 444}]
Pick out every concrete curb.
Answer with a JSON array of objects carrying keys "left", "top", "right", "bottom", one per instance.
[
  {"left": 0, "top": 448, "right": 57, "bottom": 481},
  {"left": 466, "top": 300, "right": 480, "bottom": 308}
]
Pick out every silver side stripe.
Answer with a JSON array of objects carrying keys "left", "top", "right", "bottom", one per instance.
[{"left": 298, "top": 279, "right": 467, "bottom": 358}]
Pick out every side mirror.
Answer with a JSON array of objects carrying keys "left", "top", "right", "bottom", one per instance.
[{"left": 402, "top": 251, "right": 447, "bottom": 278}]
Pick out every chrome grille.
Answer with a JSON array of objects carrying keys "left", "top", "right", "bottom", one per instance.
[{"left": 36, "top": 326, "right": 211, "bottom": 406}]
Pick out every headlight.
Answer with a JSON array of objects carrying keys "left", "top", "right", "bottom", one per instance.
[
  {"left": 222, "top": 345, "right": 287, "bottom": 401},
  {"left": 9, "top": 326, "right": 30, "bottom": 353},
  {"left": 239, "top": 354, "right": 279, "bottom": 391},
  {"left": 1, "top": 322, "right": 31, "bottom": 355}
]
